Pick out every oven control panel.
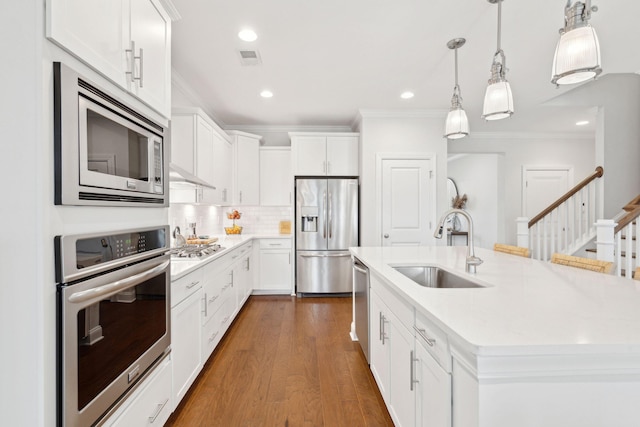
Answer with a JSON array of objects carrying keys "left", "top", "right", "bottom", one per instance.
[{"left": 55, "top": 225, "right": 169, "bottom": 284}]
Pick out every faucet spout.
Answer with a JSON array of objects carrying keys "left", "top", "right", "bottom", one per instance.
[{"left": 434, "top": 208, "right": 483, "bottom": 273}]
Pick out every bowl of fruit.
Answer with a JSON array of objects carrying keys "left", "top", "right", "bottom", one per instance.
[{"left": 224, "top": 210, "right": 243, "bottom": 235}]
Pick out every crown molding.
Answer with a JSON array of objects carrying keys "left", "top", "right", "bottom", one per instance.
[
  {"left": 465, "top": 131, "right": 594, "bottom": 140},
  {"left": 158, "top": 0, "right": 181, "bottom": 21},
  {"left": 223, "top": 124, "right": 353, "bottom": 134}
]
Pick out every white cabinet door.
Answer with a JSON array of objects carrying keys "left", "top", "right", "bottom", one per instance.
[
  {"left": 170, "top": 115, "right": 195, "bottom": 174},
  {"left": 47, "top": 0, "right": 128, "bottom": 88},
  {"left": 326, "top": 136, "right": 358, "bottom": 176},
  {"left": 195, "top": 116, "right": 215, "bottom": 185},
  {"left": 259, "top": 148, "right": 292, "bottom": 206},
  {"left": 369, "top": 290, "right": 390, "bottom": 402},
  {"left": 387, "top": 313, "right": 416, "bottom": 427},
  {"left": 293, "top": 136, "right": 327, "bottom": 176},
  {"left": 235, "top": 135, "right": 260, "bottom": 206},
  {"left": 259, "top": 250, "right": 292, "bottom": 291},
  {"left": 213, "top": 134, "right": 232, "bottom": 205},
  {"left": 415, "top": 342, "right": 451, "bottom": 427},
  {"left": 129, "top": 0, "right": 171, "bottom": 116},
  {"left": 171, "top": 288, "right": 202, "bottom": 410}
]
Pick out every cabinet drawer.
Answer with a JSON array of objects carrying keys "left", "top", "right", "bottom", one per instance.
[
  {"left": 370, "top": 272, "right": 413, "bottom": 331},
  {"left": 201, "top": 304, "right": 226, "bottom": 361},
  {"left": 415, "top": 310, "right": 451, "bottom": 372},
  {"left": 171, "top": 268, "right": 203, "bottom": 308},
  {"left": 107, "top": 356, "right": 172, "bottom": 427},
  {"left": 259, "top": 238, "right": 292, "bottom": 249}
]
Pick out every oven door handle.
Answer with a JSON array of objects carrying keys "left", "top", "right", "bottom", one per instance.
[{"left": 68, "top": 260, "right": 170, "bottom": 304}]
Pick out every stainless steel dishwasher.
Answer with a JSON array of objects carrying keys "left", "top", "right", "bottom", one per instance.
[{"left": 352, "top": 257, "right": 370, "bottom": 363}]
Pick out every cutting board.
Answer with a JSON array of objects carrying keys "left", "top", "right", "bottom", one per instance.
[{"left": 185, "top": 237, "right": 218, "bottom": 245}]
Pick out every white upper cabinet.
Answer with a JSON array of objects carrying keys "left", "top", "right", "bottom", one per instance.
[
  {"left": 212, "top": 132, "right": 233, "bottom": 205},
  {"left": 127, "top": 0, "right": 172, "bottom": 116},
  {"left": 171, "top": 108, "right": 230, "bottom": 204},
  {"left": 259, "top": 147, "right": 292, "bottom": 206},
  {"left": 290, "top": 132, "right": 359, "bottom": 176},
  {"left": 46, "top": 0, "right": 175, "bottom": 117},
  {"left": 228, "top": 131, "right": 261, "bottom": 206}
]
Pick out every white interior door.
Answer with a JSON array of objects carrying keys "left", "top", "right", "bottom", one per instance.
[
  {"left": 523, "top": 167, "right": 572, "bottom": 218},
  {"left": 381, "top": 158, "right": 433, "bottom": 246}
]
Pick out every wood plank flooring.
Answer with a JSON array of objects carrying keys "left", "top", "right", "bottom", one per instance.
[{"left": 165, "top": 295, "right": 393, "bottom": 427}]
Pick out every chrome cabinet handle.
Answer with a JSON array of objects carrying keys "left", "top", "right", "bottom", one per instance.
[
  {"left": 148, "top": 398, "right": 169, "bottom": 423},
  {"left": 208, "top": 331, "right": 219, "bottom": 343},
  {"left": 186, "top": 280, "right": 200, "bottom": 289},
  {"left": 203, "top": 293, "right": 208, "bottom": 317},
  {"left": 239, "top": 190, "right": 243, "bottom": 203},
  {"left": 300, "top": 253, "right": 350, "bottom": 258},
  {"left": 208, "top": 294, "right": 218, "bottom": 303},
  {"left": 125, "top": 40, "right": 136, "bottom": 82},
  {"left": 68, "top": 260, "right": 170, "bottom": 303},
  {"left": 138, "top": 47, "right": 144, "bottom": 88},
  {"left": 414, "top": 325, "right": 436, "bottom": 347},
  {"left": 380, "top": 313, "right": 388, "bottom": 345},
  {"left": 410, "top": 350, "right": 419, "bottom": 391}
]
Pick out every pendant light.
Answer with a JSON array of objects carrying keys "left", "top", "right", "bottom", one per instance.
[
  {"left": 551, "top": 0, "right": 601, "bottom": 85},
  {"left": 482, "top": 0, "right": 514, "bottom": 121},
  {"left": 444, "top": 38, "right": 469, "bottom": 140}
]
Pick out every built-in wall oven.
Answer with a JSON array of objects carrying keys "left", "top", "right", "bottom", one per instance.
[
  {"left": 53, "top": 62, "right": 169, "bottom": 207},
  {"left": 56, "top": 226, "right": 171, "bottom": 426}
]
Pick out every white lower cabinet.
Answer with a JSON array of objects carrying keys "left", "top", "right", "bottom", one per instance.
[
  {"left": 170, "top": 274, "right": 203, "bottom": 410},
  {"left": 369, "top": 273, "right": 452, "bottom": 427},
  {"left": 104, "top": 356, "right": 172, "bottom": 427},
  {"left": 256, "top": 238, "right": 292, "bottom": 294},
  {"left": 415, "top": 340, "right": 451, "bottom": 427}
]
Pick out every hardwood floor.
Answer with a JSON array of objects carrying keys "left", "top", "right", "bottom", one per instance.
[{"left": 165, "top": 295, "right": 393, "bottom": 427}]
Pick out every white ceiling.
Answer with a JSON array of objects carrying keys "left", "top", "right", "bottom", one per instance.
[{"left": 170, "top": 0, "right": 640, "bottom": 134}]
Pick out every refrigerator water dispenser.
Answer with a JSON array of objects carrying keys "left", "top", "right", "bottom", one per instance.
[{"left": 300, "top": 206, "right": 318, "bottom": 232}]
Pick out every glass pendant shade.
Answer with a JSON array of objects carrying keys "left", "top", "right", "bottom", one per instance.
[
  {"left": 482, "top": 81, "right": 514, "bottom": 121},
  {"left": 445, "top": 108, "right": 469, "bottom": 139},
  {"left": 552, "top": 25, "right": 601, "bottom": 85}
]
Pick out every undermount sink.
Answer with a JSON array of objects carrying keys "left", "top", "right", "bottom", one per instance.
[{"left": 392, "top": 265, "right": 485, "bottom": 289}]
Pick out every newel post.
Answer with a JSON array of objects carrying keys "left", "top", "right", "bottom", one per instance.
[
  {"left": 516, "top": 217, "right": 530, "bottom": 249},
  {"left": 595, "top": 219, "right": 616, "bottom": 263}
]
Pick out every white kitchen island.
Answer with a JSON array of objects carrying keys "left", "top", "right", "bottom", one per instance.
[{"left": 350, "top": 245, "right": 640, "bottom": 427}]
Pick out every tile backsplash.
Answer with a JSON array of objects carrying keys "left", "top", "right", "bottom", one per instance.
[{"left": 169, "top": 204, "right": 292, "bottom": 241}]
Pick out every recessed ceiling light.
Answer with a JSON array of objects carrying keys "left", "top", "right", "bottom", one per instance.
[
  {"left": 401, "top": 91, "right": 415, "bottom": 99},
  {"left": 238, "top": 29, "right": 257, "bottom": 42},
  {"left": 260, "top": 90, "right": 273, "bottom": 98},
  {"left": 576, "top": 120, "right": 589, "bottom": 126}
]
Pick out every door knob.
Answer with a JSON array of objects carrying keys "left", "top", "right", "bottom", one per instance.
[{"left": 383, "top": 234, "right": 389, "bottom": 238}]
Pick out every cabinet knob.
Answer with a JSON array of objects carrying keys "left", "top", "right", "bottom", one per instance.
[{"left": 383, "top": 234, "right": 389, "bottom": 239}]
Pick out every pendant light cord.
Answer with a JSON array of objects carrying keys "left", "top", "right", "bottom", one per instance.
[{"left": 496, "top": 0, "right": 502, "bottom": 52}]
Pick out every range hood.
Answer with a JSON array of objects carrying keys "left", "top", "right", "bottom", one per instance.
[{"left": 169, "top": 163, "right": 216, "bottom": 189}]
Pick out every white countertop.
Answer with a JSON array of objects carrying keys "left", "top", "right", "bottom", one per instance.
[
  {"left": 171, "top": 234, "right": 292, "bottom": 280},
  {"left": 351, "top": 246, "right": 640, "bottom": 357}
]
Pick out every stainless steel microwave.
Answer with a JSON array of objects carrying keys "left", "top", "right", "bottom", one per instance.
[{"left": 53, "top": 62, "right": 169, "bottom": 207}]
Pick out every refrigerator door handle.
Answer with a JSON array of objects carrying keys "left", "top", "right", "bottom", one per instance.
[
  {"left": 328, "top": 190, "right": 333, "bottom": 239},
  {"left": 323, "top": 190, "right": 327, "bottom": 239},
  {"left": 299, "top": 253, "right": 351, "bottom": 258}
]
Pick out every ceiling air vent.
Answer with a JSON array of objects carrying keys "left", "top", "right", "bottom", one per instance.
[{"left": 237, "top": 50, "right": 262, "bottom": 66}]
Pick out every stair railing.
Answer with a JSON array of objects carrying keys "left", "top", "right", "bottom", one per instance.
[
  {"left": 517, "top": 166, "right": 604, "bottom": 261},
  {"left": 597, "top": 195, "right": 640, "bottom": 278}
]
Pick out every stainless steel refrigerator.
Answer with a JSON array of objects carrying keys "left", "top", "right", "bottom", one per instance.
[{"left": 296, "top": 178, "right": 359, "bottom": 293}]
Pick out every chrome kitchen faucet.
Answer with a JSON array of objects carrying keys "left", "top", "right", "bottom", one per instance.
[{"left": 434, "top": 208, "right": 483, "bottom": 273}]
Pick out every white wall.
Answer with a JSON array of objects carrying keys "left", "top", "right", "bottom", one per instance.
[
  {"left": 448, "top": 134, "right": 595, "bottom": 245},
  {"left": 546, "top": 74, "right": 640, "bottom": 218},
  {"left": 448, "top": 154, "right": 503, "bottom": 249},
  {"left": 358, "top": 112, "right": 448, "bottom": 247}
]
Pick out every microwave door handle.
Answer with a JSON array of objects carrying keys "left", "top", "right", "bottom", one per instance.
[{"left": 68, "top": 260, "right": 170, "bottom": 304}]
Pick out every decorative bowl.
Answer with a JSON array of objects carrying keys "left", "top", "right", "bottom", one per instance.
[{"left": 224, "top": 226, "right": 243, "bottom": 235}]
